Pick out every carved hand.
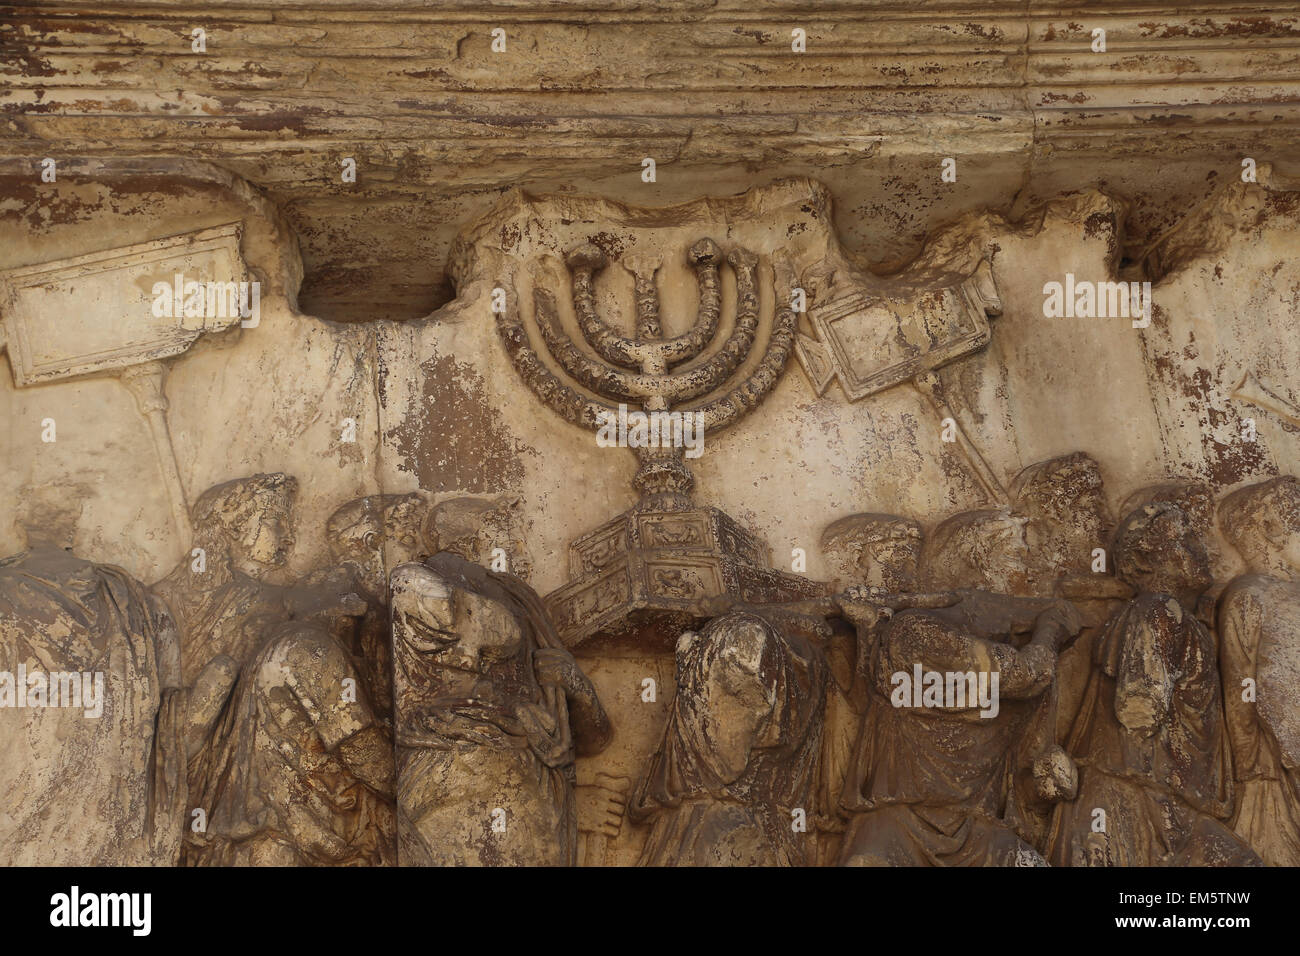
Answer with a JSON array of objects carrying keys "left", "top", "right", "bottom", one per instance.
[
  {"left": 1031, "top": 745, "right": 1079, "bottom": 803},
  {"left": 836, "top": 585, "right": 891, "bottom": 628},
  {"left": 533, "top": 647, "right": 592, "bottom": 698},
  {"left": 534, "top": 647, "right": 612, "bottom": 756},
  {"left": 505, "top": 699, "right": 560, "bottom": 740},
  {"left": 1033, "top": 600, "right": 1083, "bottom": 650}
]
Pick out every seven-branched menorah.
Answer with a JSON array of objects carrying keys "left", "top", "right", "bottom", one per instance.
[
  {"left": 496, "top": 237, "right": 823, "bottom": 649},
  {"left": 497, "top": 237, "right": 796, "bottom": 511}
]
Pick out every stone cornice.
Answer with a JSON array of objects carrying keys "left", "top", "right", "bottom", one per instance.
[{"left": 4, "top": 2, "right": 1297, "bottom": 319}]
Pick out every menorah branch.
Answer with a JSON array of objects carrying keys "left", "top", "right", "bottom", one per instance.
[
  {"left": 501, "top": 238, "right": 800, "bottom": 509},
  {"left": 683, "top": 304, "right": 798, "bottom": 432},
  {"left": 534, "top": 251, "right": 759, "bottom": 405},
  {"left": 496, "top": 307, "right": 618, "bottom": 430}
]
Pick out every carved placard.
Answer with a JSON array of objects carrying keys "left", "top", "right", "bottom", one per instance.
[
  {"left": 0, "top": 222, "right": 248, "bottom": 385},
  {"left": 794, "top": 267, "right": 996, "bottom": 401}
]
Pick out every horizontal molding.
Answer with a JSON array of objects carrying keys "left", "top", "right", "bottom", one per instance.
[
  {"left": 4, "top": 2, "right": 1298, "bottom": 323},
  {"left": 4, "top": 1, "right": 1299, "bottom": 14},
  {"left": 4, "top": 11, "right": 1299, "bottom": 144}
]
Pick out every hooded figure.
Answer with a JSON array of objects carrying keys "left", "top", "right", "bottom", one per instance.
[
  {"left": 390, "top": 552, "right": 609, "bottom": 866},
  {"left": 630, "top": 610, "right": 827, "bottom": 866}
]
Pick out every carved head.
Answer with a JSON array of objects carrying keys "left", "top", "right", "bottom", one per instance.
[
  {"left": 1120, "top": 480, "right": 1215, "bottom": 536},
  {"left": 389, "top": 562, "right": 526, "bottom": 677},
  {"left": 1011, "top": 453, "right": 1111, "bottom": 573},
  {"left": 922, "top": 508, "right": 1032, "bottom": 594},
  {"left": 326, "top": 492, "right": 428, "bottom": 585},
  {"left": 676, "top": 611, "right": 782, "bottom": 778},
  {"left": 821, "top": 513, "right": 923, "bottom": 592},
  {"left": 190, "top": 473, "right": 297, "bottom": 576},
  {"left": 14, "top": 481, "right": 88, "bottom": 551},
  {"left": 423, "top": 495, "right": 532, "bottom": 582},
  {"left": 1112, "top": 502, "right": 1212, "bottom": 597},
  {"left": 1119, "top": 479, "right": 1220, "bottom": 582},
  {"left": 1218, "top": 476, "right": 1300, "bottom": 577}
]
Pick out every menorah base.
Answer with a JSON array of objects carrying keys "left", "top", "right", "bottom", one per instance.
[{"left": 543, "top": 504, "right": 826, "bottom": 652}]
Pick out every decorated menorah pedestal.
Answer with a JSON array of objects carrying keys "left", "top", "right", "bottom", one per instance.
[
  {"left": 496, "top": 231, "right": 825, "bottom": 652},
  {"left": 546, "top": 497, "right": 824, "bottom": 653}
]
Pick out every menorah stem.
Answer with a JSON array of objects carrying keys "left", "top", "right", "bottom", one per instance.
[
  {"left": 632, "top": 445, "right": 694, "bottom": 512},
  {"left": 633, "top": 270, "right": 661, "bottom": 343}
]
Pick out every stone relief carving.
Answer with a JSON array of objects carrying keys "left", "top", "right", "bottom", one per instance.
[
  {"left": 184, "top": 618, "right": 395, "bottom": 866},
  {"left": 1215, "top": 477, "right": 1300, "bottom": 866},
  {"left": 836, "top": 509, "right": 1080, "bottom": 867},
  {"left": 791, "top": 254, "right": 1000, "bottom": 403},
  {"left": 153, "top": 474, "right": 301, "bottom": 692},
  {"left": 0, "top": 224, "right": 258, "bottom": 548},
  {"left": 1045, "top": 501, "right": 1259, "bottom": 867},
  {"left": 4, "top": 168, "right": 1300, "bottom": 873},
  {"left": 629, "top": 608, "right": 827, "bottom": 866},
  {"left": 162, "top": 475, "right": 398, "bottom": 866},
  {"left": 487, "top": 211, "right": 827, "bottom": 650},
  {"left": 390, "top": 549, "right": 610, "bottom": 866},
  {"left": 0, "top": 223, "right": 250, "bottom": 387},
  {"left": 0, "top": 489, "right": 186, "bottom": 866}
]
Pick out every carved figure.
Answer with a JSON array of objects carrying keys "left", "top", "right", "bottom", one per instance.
[
  {"left": 153, "top": 473, "right": 300, "bottom": 688},
  {"left": 629, "top": 609, "right": 827, "bottom": 866},
  {"left": 816, "top": 513, "right": 924, "bottom": 860},
  {"left": 0, "top": 488, "right": 186, "bottom": 865},
  {"left": 837, "top": 509, "right": 1080, "bottom": 866},
  {"left": 307, "top": 491, "right": 431, "bottom": 720},
  {"left": 1216, "top": 476, "right": 1300, "bottom": 865},
  {"left": 390, "top": 541, "right": 610, "bottom": 866},
  {"left": 1046, "top": 502, "right": 1261, "bottom": 866},
  {"left": 184, "top": 619, "right": 395, "bottom": 866}
]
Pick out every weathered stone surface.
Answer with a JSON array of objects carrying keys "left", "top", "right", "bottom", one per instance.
[
  {"left": 4, "top": 3, "right": 1300, "bottom": 868},
  {"left": 7, "top": 3, "right": 1300, "bottom": 322}
]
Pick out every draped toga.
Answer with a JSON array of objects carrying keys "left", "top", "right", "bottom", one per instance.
[
  {"left": 630, "top": 612, "right": 827, "bottom": 867},
  {"left": 837, "top": 607, "right": 1053, "bottom": 867},
  {"left": 0, "top": 547, "right": 186, "bottom": 865},
  {"left": 1046, "top": 592, "right": 1259, "bottom": 866},
  {"left": 394, "top": 552, "right": 577, "bottom": 866}
]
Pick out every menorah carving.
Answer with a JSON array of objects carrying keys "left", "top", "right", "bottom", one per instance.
[{"left": 496, "top": 237, "right": 825, "bottom": 650}]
